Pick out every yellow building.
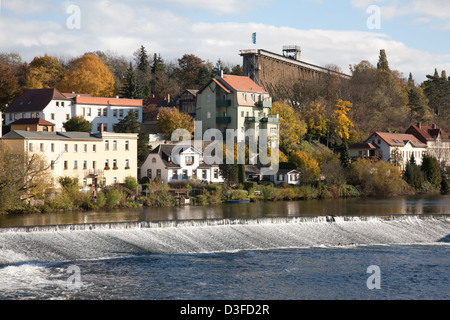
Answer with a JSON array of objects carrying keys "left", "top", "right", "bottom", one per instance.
[
  {"left": 9, "top": 118, "right": 56, "bottom": 132},
  {"left": 1, "top": 130, "right": 138, "bottom": 189}
]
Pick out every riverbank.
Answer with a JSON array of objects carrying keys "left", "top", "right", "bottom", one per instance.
[{"left": 1, "top": 179, "right": 445, "bottom": 216}]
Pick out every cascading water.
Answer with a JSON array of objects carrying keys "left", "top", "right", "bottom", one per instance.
[{"left": 1, "top": 215, "right": 449, "bottom": 265}]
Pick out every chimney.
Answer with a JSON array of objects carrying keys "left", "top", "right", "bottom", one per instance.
[
  {"left": 417, "top": 122, "right": 421, "bottom": 128},
  {"left": 167, "top": 94, "right": 170, "bottom": 103},
  {"left": 432, "top": 124, "right": 437, "bottom": 129}
]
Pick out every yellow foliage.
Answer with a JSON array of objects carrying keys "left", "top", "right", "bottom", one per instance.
[
  {"left": 272, "top": 101, "right": 307, "bottom": 153},
  {"left": 157, "top": 107, "right": 195, "bottom": 139},
  {"left": 58, "top": 54, "right": 115, "bottom": 97},
  {"left": 333, "top": 99, "right": 354, "bottom": 140},
  {"left": 289, "top": 150, "right": 320, "bottom": 182}
]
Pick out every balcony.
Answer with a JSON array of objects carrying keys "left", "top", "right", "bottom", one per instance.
[
  {"left": 216, "top": 116, "right": 231, "bottom": 124},
  {"left": 245, "top": 116, "right": 262, "bottom": 123},
  {"left": 260, "top": 115, "right": 279, "bottom": 123},
  {"left": 216, "top": 99, "right": 232, "bottom": 107},
  {"left": 254, "top": 100, "right": 272, "bottom": 109}
]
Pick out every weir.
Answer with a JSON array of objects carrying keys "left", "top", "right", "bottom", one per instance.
[{"left": 0, "top": 215, "right": 449, "bottom": 265}]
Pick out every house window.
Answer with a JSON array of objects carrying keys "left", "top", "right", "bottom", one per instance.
[
  {"left": 105, "top": 140, "right": 109, "bottom": 151},
  {"left": 241, "top": 111, "right": 244, "bottom": 117},
  {"left": 103, "top": 108, "right": 107, "bottom": 117},
  {"left": 125, "top": 159, "right": 129, "bottom": 168},
  {"left": 270, "top": 128, "right": 277, "bottom": 135},
  {"left": 83, "top": 161, "right": 88, "bottom": 170},
  {"left": 93, "top": 144, "right": 97, "bottom": 152},
  {"left": 64, "top": 161, "right": 68, "bottom": 170},
  {"left": 113, "top": 109, "right": 118, "bottom": 117},
  {"left": 51, "top": 160, "right": 55, "bottom": 170},
  {"left": 157, "top": 169, "right": 161, "bottom": 178},
  {"left": 113, "top": 159, "right": 117, "bottom": 168},
  {"left": 113, "top": 177, "right": 117, "bottom": 184},
  {"left": 152, "top": 157, "right": 156, "bottom": 163},
  {"left": 185, "top": 156, "right": 194, "bottom": 165},
  {"left": 66, "top": 114, "right": 70, "bottom": 121},
  {"left": 243, "top": 93, "right": 247, "bottom": 103},
  {"left": 93, "top": 161, "right": 96, "bottom": 169},
  {"left": 214, "top": 169, "right": 219, "bottom": 179},
  {"left": 74, "top": 161, "right": 78, "bottom": 169},
  {"left": 113, "top": 140, "right": 117, "bottom": 151},
  {"left": 51, "top": 143, "right": 55, "bottom": 152},
  {"left": 51, "top": 113, "right": 55, "bottom": 120},
  {"left": 56, "top": 102, "right": 59, "bottom": 107},
  {"left": 105, "top": 159, "right": 109, "bottom": 168},
  {"left": 206, "top": 95, "right": 211, "bottom": 102},
  {"left": 193, "top": 169, "right": 197, "bottom": 177},
  {"left": 125, "top": 141, "right": 129, "bottom": 151},
  {"left": 87, "top": 108, "right": 91, "bottom": 117},
  {"left": 43, "top": 126, "right": 49, "bottom": 132},
  {"left": 172, "top": 170, "right": 178, "bottom": 180},
  {"left": 202, "top": 170, "right": 207, "bottom": 179},
  {"left": 40, "top": 143, "right": 44, "bottom": 152},
  {"left": 74, "top": 144, "right": 78, "bottom": 153},
  {"left": 64, "top": 144, "right": 68, "bottom": 152},
  {"left": 182, "top": 170, "right": 188, "bottom": 180},
  {"left": 61, "top": 102, "right": 65, "bottom": 107},
  {"left": 29, "top": 143, "right": 33, "bottom": 152},
  {"left": 119, "top": 109, "right": 124, "bottom": 118},
  {"left": 207, "top": 112, "right": 211, "bottom": 119},
  {"left": 147, "top": 169, "right": 152, "bottom": 179},
  {"left": 83, "top": 144, "right": 87, "bottom": 152},
  {"left": 98, "top": 109, "right": 102, "bottom": 117}
]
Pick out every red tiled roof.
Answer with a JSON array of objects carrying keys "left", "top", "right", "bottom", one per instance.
[
  {"left": 9, "top": 118, "right": 55, "bottom": 126},
  {"left": 74, "top": 96, "right": 143, "bottom": 107},
  {"left": 370, "top": 132, "right": 427, "bottom": 148},
  {"left": 221, "top": 74, "right": 267, "bottom": 93}
]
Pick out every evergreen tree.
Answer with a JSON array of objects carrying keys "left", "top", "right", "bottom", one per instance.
[
  {"left": 137, "top": 45, "right": 150, "bottom": 73},
  {"left": 120, "top": 62, "right": 139, "bottom": 99},
  {"left": 151, "top": 53, "right": 165, "bottom": 74},
  {"left": 421, "top": 155, "right": 442, "bottom": 188},
  {"left": 403, "top": 154, "right": 423, "bottom": 190},
  {"left": 377, "top": 49, "right": 390, "bottom": 72}
]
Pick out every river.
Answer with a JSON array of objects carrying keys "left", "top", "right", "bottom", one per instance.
[{"left": 0, "top": 194, "right": 449, "bottom": 302}]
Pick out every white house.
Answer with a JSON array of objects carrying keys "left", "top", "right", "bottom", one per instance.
[
  {"left": 273, "top": 169, "right": 301, "bottom": 186},
  {"left": 4, "top": 88, "right": 143, "bottom": 133},
  {"left": 140, "top": 143, "right": 224, "bottom": 184},
  {"left": 349, "top": 132, "right": 428, "bottom": 169}
]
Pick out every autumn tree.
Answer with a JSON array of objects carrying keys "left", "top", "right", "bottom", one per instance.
[
  {"left": 331, "top": 99, "right": 354, "bottom": 141},
  {"left": 289, "top": 150, "right": 320, "bottom": 184},
  {"left": 58, "top": 54, "right": 115, "bottom": 97},
  {"left": 0, "top": 145, "right": 53, "bottom": 212},
  {"left": 272, "top": 101, "right": 307, "bottom": 155},
  {"left": 25, "top": 54, "right": 64, "bottom": 89},
  {"left": 63, "top": 116, "right": 92, "bottom": 132},
  {"left": 0, "top": 61, "right": 20, "bottom": 111},
  {"left": 157, "top": 107, "right": 195, "bottom": 139},
  {"left": 176, "top": 54, "right": 206, "bottom": 90}
]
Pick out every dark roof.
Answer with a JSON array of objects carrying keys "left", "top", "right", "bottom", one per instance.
[
  {"left": 1, "top": 130, "right": 100, "bottom": 141},
  {"left": 406, "top": 124, "right": 450, "bottom": 143},
  {"left": 9, "top": 118, "right": 55, "bottom": 126},
  {"left": 5, "top": 88, "right": 69, "bottom": 113}
]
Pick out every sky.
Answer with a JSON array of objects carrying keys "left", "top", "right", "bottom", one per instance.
[{"left": 0, "top": 0, "right": 449, "bottom": 83}]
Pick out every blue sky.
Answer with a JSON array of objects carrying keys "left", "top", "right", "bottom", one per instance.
[{"left": 0, "top": 0, "right": 449, "bottom": 83}]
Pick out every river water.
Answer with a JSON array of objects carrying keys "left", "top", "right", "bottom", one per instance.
[{"left": 0, "top": 194, "right": 449, "bottom": 302}]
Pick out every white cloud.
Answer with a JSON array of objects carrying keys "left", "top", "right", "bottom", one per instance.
[{"left": 0, "top": 0, "right": 449, "bottom": 83}]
